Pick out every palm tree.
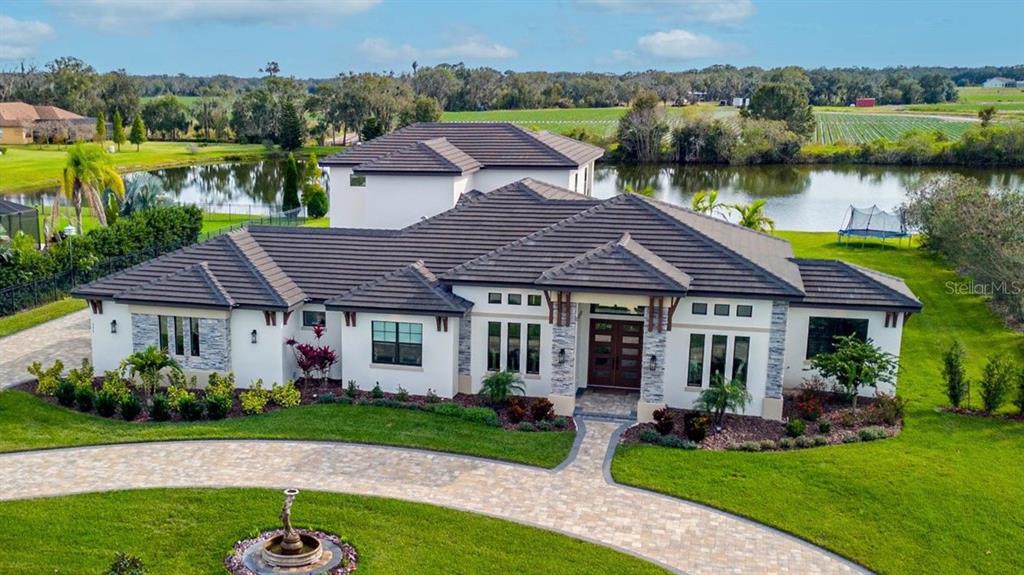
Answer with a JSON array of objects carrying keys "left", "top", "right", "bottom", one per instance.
[
  {"left": 691, "top": 189, "right": 727, "bottom": 217},
  {"left": 731, "top": 199, "right": 776, "bottom": 233},
  {"left": 54, "top": 143, "right": 125, "bottom": 235}
]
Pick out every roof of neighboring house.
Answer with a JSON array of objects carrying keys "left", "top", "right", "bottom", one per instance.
[
  {"left": 72, "top": 179, "right": 919, "bottom": 313},
  {"left": 321, "top": 122, "right": 604, "bottom": 172},
  {"left": 792, "top": 259, "right": 923, "bottom": 311},
  {"left": 0, "top": 102, "right": 86, "bottom": 126},
  {"left": 326, "top": 260, "right": 473, "bottom": 316},
  {"left": 0, "top": 198, "right": 36, "bottom": 216}
]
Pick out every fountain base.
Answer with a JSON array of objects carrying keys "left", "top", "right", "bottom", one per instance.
[{"left": 227, "top": 529, "right": 357, "bottom": 575}]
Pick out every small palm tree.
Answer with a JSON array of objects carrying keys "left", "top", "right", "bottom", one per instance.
[
  {"left": 479, "top": 370, "right": 525, "bottom": 405},
  {"left": 691, "top": 189, "right": 727, "bottom": 217},
  {"left": 695, "top": 373, "right": 752, "bottom": 428},
  {"left": 731, "top": 199, "right": 775, "bottom": 233},
  {"left": 121, "top": 346, "right": 181, "bottom": 400},
  {"left": 54, "top": 143, "right": 125, "bottom": 234}
]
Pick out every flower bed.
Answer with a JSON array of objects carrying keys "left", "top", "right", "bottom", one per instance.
[{"left": 225, "top": 529, "right": 358, "bottom": 575}]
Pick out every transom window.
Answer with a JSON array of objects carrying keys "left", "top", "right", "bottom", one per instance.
[
  {"left": 807, "top": 317, "right": 869, "bottom": 358},
  {"left": 714, "top": 304, "right": 730, "bottom": 316},
  {"left": 736, "top": 305, "right": 753, "bottom": 318},
  {"left": 372, "top": 321, "right": 422, "bottom": 366},
  {"left": 488, "top": 292, "right": 502, "bottom": 304},
  {"left": 507, "top": 293, "right": 522, "bottom": 305},
  {"left": 349, "top": 174, "right": 366, "bottom": 187},
  {"left": 528, "top": 294, "right": 542, "bottom": 306},
  {"left": 691, "top": 302, "right": 708, "bottom": 315},
  {"left": 302, "top": 310, "right": 326, "bottom": 327}
]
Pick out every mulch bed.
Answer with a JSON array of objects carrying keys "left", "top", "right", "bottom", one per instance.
[{"left": 939, "top": 406, "right": 1024, "bottom": 421}]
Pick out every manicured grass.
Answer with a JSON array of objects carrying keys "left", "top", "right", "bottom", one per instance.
[
  {"left": 0, "top": 298, "right": 86, "bottom": 339},
  {"left": 0, "top": 142, "right": 342, "bottom": 195},
  {"left": 612, "top": 232, "right": 1024, "bottom": 575},
  {"left": 0, "top": 391, "right": 575, "bottom": 468},
  {"left": 443, "top": 104, "right": 727, "bottom": 136},
  {"left": 0, "top": 488, "right": 667, "bottom": 575}
]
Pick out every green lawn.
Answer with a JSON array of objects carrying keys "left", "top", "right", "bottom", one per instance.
[
  {"left": 443, "top": 104, "right": 728, "bottom": 137},
  {"left": 612, "top": 232, "right": 1024, "bottom": 575},
  {"left": 0, "top": 142, "right": 341, "bottom": 195},
  {"left": 0, "top": 391, "right": 575, "bottom": 468},
  {"left": 0, "top": 488, "right": 667, "bottom": 575},
  {"left": 0, "top": 298, "right": 86, "bottom": 338}
]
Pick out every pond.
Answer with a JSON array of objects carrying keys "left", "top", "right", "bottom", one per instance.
[{"left": 13, "top": 161, "right": 1023, "bottom": 231}]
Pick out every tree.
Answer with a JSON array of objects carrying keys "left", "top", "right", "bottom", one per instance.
[
  {"left": 941, "top": 340, "right": 969, "bottom": 408},
  {"left": 695, "top": 373, "right": 752, "bottom": 428},
  {"left": 691, "top": 190, "right": 727, "bottom": 217},
  {"left": 673, "top": 119, "right": 737, "bottom": 164},
  {"left": 919, "top": 73, "right": 958, "bottom": 104},
  {"left": 121, "top": 346, "right": 180, "bottom": 400},
  {"left": 58, "top": 143, "right": 125, "bottom": 233},
  {"left": 129, "top": 115, "right": 147, "bottom": 151},
  {"left": 616, "top": 90, "right": 668, "bottom": 163},
  {"left": 1014, "top": 367, "right": 1024, "bottom": 416},
  {"left": 112, "top": 110, "right": 126, "bottom": 151},
  {"left": 282, "top": 153, "right": 300, "bottom": 211},
  {"left": 809, "top": 335, "right": 898, "bottom": 411},
  {"left": 979, "top": 355, "right": 1012, "bottom": 413},
  {"left": 278, "top": 100, "right": 305, "bottom": 150},
  {"left": 978, "top": 106, "right": 997, "bottom": 127},
  {"left": 141, "top": 95, "right": 189, "bottom": 140},
  {"left": 731, "top": 199, "right": 775, "bottom": 232},
  {"left": 300, "top": 153, "right": 328, "bottom": 218},
  {"left": 44, "top": 56, "right": 100, "bottom": 115},
  {"left": 99, "top": 69, "right": 141, "bottom": 121},
  {"left": 743, "top": 82, "right": 815, "bottom": 137},
  {"left": 94, "top": 111, "right": 106, "bottom": 143},
  {"left": 398, "top": 95, "right": 442, "bottom": 127}
]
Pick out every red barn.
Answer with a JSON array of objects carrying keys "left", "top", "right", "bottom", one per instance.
[{"left": 855, "top": 98, "right": 876, "bottom": 108}]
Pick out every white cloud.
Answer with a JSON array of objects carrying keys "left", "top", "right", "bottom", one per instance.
[
  {"left": 582, "top": 0, "right": 754, "bottom": 24},
  {"left": 55, "top": 0, "right": 380, "bottom": 29},
  {"left": 357, "top": 34, "right": 517, "bottom": 64},
  {"left": 636, "top": 29, "right": 731, "bottom": 60},
  {"left": 0, "top": 15, "right": 56, "bottom": 60}
]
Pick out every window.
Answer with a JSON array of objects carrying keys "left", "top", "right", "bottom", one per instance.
[
  {"left": 714, "top": 304, "right": 730, "bottom": 316},
  {"left": 526, "top": 323, "right": 541, "bottom": 374},
  {"left": 807, "top": 317, "right": 869, "bottom": 358},
  {"left": 173, "top": 317, "right": 185, "bottom": 355},
  {"left": 158, "top": 316, "right": 169, "bottom": 353},
  {"left": 737, "top": 305, "right": 753, "bottom": 318},
  {"left": 732, "top": 336, "right": 750, "bottom": 384},
  {"left": 527, "top": 294, "right": 542, "bottom": 307},
  {"left": 371, "top": 321, "right": 422, "bottom": 366},
  {"left": 349, "top": 174, "right": 366, "bottom": 187},
  {"left": 190, "top": 318, "right": 201, "bottom": 356},
  {"left": 507, "top": 293, "right": 522, "bottom": 306},
  {"left": 691, "top": 302, "right": 707, "bottom": 315},
  {"left": 488, "top": 292, "right": 502, "bottom": 304},
  {"left": 487, "top": 322, "right": 501, "bottom": 371},
  {"left": 302, "top": 310, "right": 326, "bottom": 327},
  {"left": 710, "top": 335, "right": 728, "bottom": 382},
  {"left": 590, "top": 304, "right": 643, "bottom": 316},
  {"left": 687, "top": 334, "right": 705, "bottom": 388},
  {"left": 507, "top": 323, "right": 521, "bottom": 371}
]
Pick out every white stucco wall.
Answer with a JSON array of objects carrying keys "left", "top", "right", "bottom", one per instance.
[
  {"left": 89, "top": 301, "right": 134, "bottom": 373},
  {"left": 339, "top": 311, "right": 458, "bottom": 397},
  {"left": 469, "top": 168, "right": 578, "bottom": 195},
  {"left": 783, "top": 307, "right": 904, "bottom": 396},
  {"left": 229, "top": 309, "right": 286, "bottom": 388}
]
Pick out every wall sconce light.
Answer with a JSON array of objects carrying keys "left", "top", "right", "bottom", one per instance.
[
  {"left": 558, "top": 348, "right": 566, "bottom": 364},
  {"left": 250, "top": 329, "right": 258, "bottom": 344},
  {"left": 110, "top": 320, "right": 117, "bottom": 334},
  {"left": 649, "top": 354, "right": 658, "bottom": 371}
]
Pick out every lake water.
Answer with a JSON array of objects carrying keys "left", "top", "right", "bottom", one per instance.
[{"left": 15, "top": 161, "right": 1023, "bottom": 231}]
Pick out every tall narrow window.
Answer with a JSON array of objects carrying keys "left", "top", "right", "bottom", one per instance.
[
  {"left": 526, "top": 323, "right": 541, "bottom": 374},
  {"left": 732, "top": 336, "right": 750, "bottom": 385},
  {"left": 687, "top": 333, "right": 706, "bottom": 388},
  {"left": 371, "top": 321, "right": 397, "bottom": 364},
  {"left": 158, "top": 316, "right": 169, "bottom": 353},
  {"left": 710, "top": 334, "right": 728, "bottom": 383},
  {"left": 487, "top": 322, "right": 501, "bottom": 371},
  {"left": 173, "top": 317, "right": 185, "bottom": 356},
  {"left": 190, "top": 318, "right": 201, "bottom": 357},
  {"left": 507, "top": 323, "right": 521, "bottom": 372}
]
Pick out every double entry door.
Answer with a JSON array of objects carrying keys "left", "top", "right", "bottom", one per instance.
[{"left": 587, "top": 319, "right": 644, "bottom": 389}]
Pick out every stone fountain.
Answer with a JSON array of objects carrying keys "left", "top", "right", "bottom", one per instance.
[{"left": 226, "top": 488, "right": 358, "bottom": 575}]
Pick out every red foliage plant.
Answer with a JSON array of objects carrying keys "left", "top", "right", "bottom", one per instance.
[{"left": 286, "top": 323, "right": 338, "bottom": 385}]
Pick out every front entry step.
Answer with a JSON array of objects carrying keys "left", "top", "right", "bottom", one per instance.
[
  {"left": 574, "top": 388, "right": 639, "bottom": 423},
  {"left": 574, "top": 408, "right": 635, "bottom": 423}
]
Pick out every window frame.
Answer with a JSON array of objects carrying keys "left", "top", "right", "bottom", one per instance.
[
  {"left": 371, "top": 320, "right": 423, "bottom": 367},
  {"left": 487, "top": 321, "right": 502, "bottom": 371},
  {"left": 736, "top": 304, "right": 753, "bottom": 318},
  {"left": 506, "top": 323, "right": 522, "bottom": 372},
  {"left": 732, "top": 336, "right": 750, "bottom": 384},
  {"left": 158, "top": 316, "right": 169, "bottom": 353},
  {"left": 806, "top": 317, "right": 869, "bottom": 359},
  {"left": 709, "top": 334, "right": 728, "bottom": 383},
  {"left": 687, "top": 333, "right": 706, "bottom": 388},
  {"left": 302, "top": 310, "right": 326, "bottom": 328},
  {"left": 507, "top": 293, "right": 522, "bottom": 306},
  {"left": 527, "top": 294, "right": 542, "bottom": 307},
  {"left": 691, "top": 302, "right": 708, "bottom": 315},
  {"left": 487, "top": 292, "right": 502, "bottom": 304},
  {"left": 190, "top": 317, "right": 201, "bottom": 357},
  {"left": 349, "top": 174, "right": 366, "bottom": 187},
  {"left": 713, "top": 304, "right": 730, "bottom": 316},
  {"left": 526, "top": 323, "right": 541, "bottom": 375},
  {"left": 173, "top": 316, "right": 185, "bottom": 356}
]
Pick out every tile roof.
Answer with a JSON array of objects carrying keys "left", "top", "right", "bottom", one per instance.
[
  {"left": 0, "top": 102, "right": 85, "bottom": 123},
  {"left": 353, "top": 137, "right": 482, "bottom": 175},
  {"left": 536, "top": 232, "right": 691, "bottom": 293},
  {"left": 793, "top": 260, "right": 922, "bottom": 311},
  {"left": 321, "top": 122, "right": 604, "bottom": 170},
  {"left": 326, "top": 260, "right": 473, "bottom": 316},
  {"left": 116, "top": 262, "right": 235, "bottom": 309}
]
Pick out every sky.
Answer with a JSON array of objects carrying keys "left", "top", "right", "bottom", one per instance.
[{"left": 1, "top": 0, "right": 1021, "bottom": 77}]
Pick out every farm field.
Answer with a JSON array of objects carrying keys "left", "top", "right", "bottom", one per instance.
[
  {"left": 443, "top": 104, "right": 733, "bottom": 137},
  {"left": 812, "top": 112, "right": 972, "bottom": 144}
]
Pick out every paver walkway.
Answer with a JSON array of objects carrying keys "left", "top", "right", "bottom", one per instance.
[
  {"left": 0, "top": 420, "right": 868, "bottom": 574},
  {"left": 0, "top": 309, "right": 90, "bottom": 389}
]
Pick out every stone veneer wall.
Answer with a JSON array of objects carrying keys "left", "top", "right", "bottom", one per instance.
[
  {"left": 458, "top": 314, "right": 472, "bottom": 376},
  {"left": 550, "top": 303, "right": 578, "bottom": 396},
  {"left": 766, "top": 301, "right": 788, "bottom": 399},
  {"left": 640, "top": 308, "right": 668, "bottom": 404},
  {"left": 132, "top": 313, "right": 230, "bottom": 372}
]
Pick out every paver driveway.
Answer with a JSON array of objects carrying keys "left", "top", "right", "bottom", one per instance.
[
  {"left": 0, "top": 309, "right": 90, "bottom": 388},
  {"left": 0, "top": 420, "right": 868, "bottom": 575}
]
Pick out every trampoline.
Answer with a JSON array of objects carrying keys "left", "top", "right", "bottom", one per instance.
[{"left": 838, "top": 205, "right": 910, "bottom": 244}]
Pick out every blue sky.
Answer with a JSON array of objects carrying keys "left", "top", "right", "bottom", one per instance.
[{"left": 1, "top": 0, "right": 1021, "bottom": 77}]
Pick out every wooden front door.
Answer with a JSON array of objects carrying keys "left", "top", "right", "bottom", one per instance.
[{"left": 587, "top": 319, "right": 644, "bottom": 389}]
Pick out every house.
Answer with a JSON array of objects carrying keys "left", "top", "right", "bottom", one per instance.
[
  {"left": 982, "top": 77, "right": 1014, "bottom": 88},
  {"left": 72, "top": 178, "right": 921, "bottom": 422},
  {"left": 0, "top": 102, "right": 96, "bottom": 144},
  {"left": 318, "top": 123, "right": 603, "bottom": 229}
]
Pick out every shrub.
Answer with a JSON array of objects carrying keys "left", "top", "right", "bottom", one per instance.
[
  {"left": 120, "top": 394, "right": 142, "bottom": 421},
  {"left": 737, "top": 441, "right": 762, "bottom": 452},
  {"left": 177, "top": 396, "right": 205, "bottom": 421},
  {"left": 305, "top": 189, "right": 329, "bottom": 219},
  {"left": 395, "top": 386, "right": 410, "bottom": 402},
  {"left": 318, "top": 392, "right": 336, "bottom": 404},
  {"left": 95, "top": 390, "right": 120, "bottom": 417},
  {"left": 240, "top": 380, "right": 270, "bottom": 415},
  {"left": 480, "top": 370, "right": 525, "bottom": 404},
  {"left": 695, "top": 374, "right": 752, "bottom": 427},
  {"left": 67, "top": 358, "right": 95, "bottom": 391},
  {"left": 425, "top": 388, "right": 441, "bottom": 403},
  {"left": 813, "top": 435, "right": 828, "bottom": 446},
  {"left": 506, "top": 397, "right": 527, "bottom": 423},
  {"left": 335, "top": 396, "right": 353, "bottom": 405},
  {"left": 859, "top": 426, "right": 888, "bottom": 441},
  {"left": 659, "top": 435, "right": 698, "bottom": 449},
  {"left": 942, "top": 340, "right": 969, "bottom": 408},
  {"left": 793, "top": 436, "right": 814, "bottom": 448},
  {"left": 75, "top": 386, "right": 96, "bottom": 412},
  {"left": 515, "top": 421, "right": 537, "bottom": 432},
  {"left": 430, "top": 403, "right": 499, "bottom": 427},
  {"left": 204, "top": 373, "right": 236, "bottom": 420},
  {"left": 100, "top": 371, "right": 132, "bottom": 403},
  {"left": 149, "top": 394, "right": 171, "bottom": 421},
  {"left": 652, "top": 408, "right": 675, "bottom": 435},
  {"left": 639, "top": 429, "right": 661, "bottom": 444},
  {"left": 271, "top": 380, "right": 301, "bottom": 408},
  {"left": 785, "top": 418, "right": 806, "bottom": 437},
  {"left": 842, "top": 433, "right": 861, "bottom": 444},
  {"left": 778, "top": 437, "right": 796, "bottom": 449},
  {"left": 759, "top": 439, "right": 777, "bottom": 451},
  {"left": 530, "top": 398, "right": 554, "bottom": 421},
  {"left": 122, "top": 346, "right": 180, "bottom": 398},
  {"left": 285, "top": 323, "right": 337, "bottom": 385},
  {"left": 56, "top": 379, "right": 77, "bottom": 407},
  {"left": 682, "top": 412, "right": 710, "bottom": 442},
  {"left": 809, "top": 335, "right": 898, "bottom": 411},
  {"left": 979, "top": 355, "right": 1012, "bottom": 413},
  {"left": 796, "top": 377, "right": 827, "bottom": 421},
  {"left": 536, "top": 420, "right": 554, "bottom": 432},
  {"left": 818, "top": 420, "right": 832, "bottom": 434},
  {"left": 871, "top": 393, "right": 908, "bottom": 425},
  {"left": 27, "top": 359, "right": 64, "bottom": 396},
  {"left": 1015, "top": 367, "right": 1024, "bottom": 415},
  {"left": 552, "top": 416, "right": 568, "bottom": 429},
  {"left": 371, "top": 382, "right": 384, "bottom": 399},
  {"left": 166, "top": 383, "right": 196, "bottom": 412},
  {"left": 345, "top": 380, "right": 359, "bottom": 399},
  {"left": 104, "top": 551, "right": 146, "bottom": 575}
]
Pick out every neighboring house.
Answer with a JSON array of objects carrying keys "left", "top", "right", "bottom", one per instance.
[
  {"left": 0, "top": 102, "right": 96, "bottom": 145},
  {"left": 318, "top": 122, "right": 603, "bottom": 229},
  {"left": 72, "top": 178, "right": 921, "bottom": 422},
  {"left": 982, "top": 77, "right": 1014, "bottom": 88}
]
